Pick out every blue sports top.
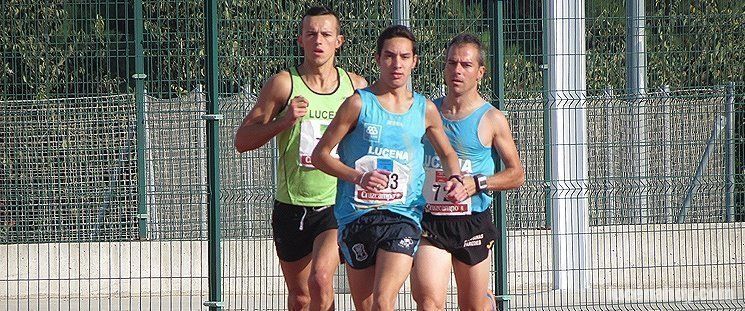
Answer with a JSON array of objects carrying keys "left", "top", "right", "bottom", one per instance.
[
  {"left": 335, "top": 87, "right": 428, "bottom": 228},
  {"left": 422, "top": 98, "right": 496, "bottom": 215}
]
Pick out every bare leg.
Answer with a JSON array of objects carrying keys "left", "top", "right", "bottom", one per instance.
[
  {"left": 371, "top": 250, "right": 414, "bottom": 311},
  {"left": 279, "top": 255, "right": 312, "bottom": 311},
  {"left": 411, "top": 240, "right": 452, "bottom": 311},
  {"left": 346, "top": 263, "right": 375, "bottom": 311},
  {"left": 309, "top": 229, "right": 340, "bottom": 311},
  {"left": 452, "top": 254, "right": 491, "bottom": 311}
]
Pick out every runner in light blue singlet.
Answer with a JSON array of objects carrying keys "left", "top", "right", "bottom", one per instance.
[{"left": 334, "top": 87, "right": 428, "bottom": 230}]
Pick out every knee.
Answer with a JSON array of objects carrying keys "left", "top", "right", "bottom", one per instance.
[
  {"left": 308, "top": 270, "right": 334, "bottom": 293},
  {"left": 456, "top": 297, "right": 485, "bottom": 311},
  {"left": 372, "top": 297, "right": 395, "bottom": 311},
  {"left": 413, "top": 294, "right": 445, "bottom": 311},
  {"left": 288, "top": 292, "right": 311, "bottom": 311}
]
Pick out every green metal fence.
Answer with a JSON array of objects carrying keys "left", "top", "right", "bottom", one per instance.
[{"left": 1, "top": 0, "right": 743, "bottom": 310}]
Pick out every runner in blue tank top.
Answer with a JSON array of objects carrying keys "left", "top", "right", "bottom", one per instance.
[
  {"left": 411, "top": 34, "right": 525, "bottom": 311},
  {"left": 312, "top": 25, "right": 468, "bottom": 311}
]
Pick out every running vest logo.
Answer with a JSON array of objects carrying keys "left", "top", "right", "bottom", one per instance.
[
  {"left": 363, "top": 123, "right": 382, "bottom": 142},
  {"left": 307, "top": 109, "right": 336, "bottom": 120},
  {"left": 386, "top": 119, "right": 404, "bottom": 127},
  {"left": 352, "top": 243, "right": 368, "bottom": 261},
  {"left": 367, "top": 146, "right": 409, "bottom": 162},
  {"left": 423, "top": 155, "right": 473, "bottom": 172},
  {"left": 463, "top": 233, "right": 484, "bottom": 247}
]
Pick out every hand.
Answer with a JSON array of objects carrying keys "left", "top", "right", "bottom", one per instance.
[
  {"left": 281, "top": 96, "right": 309, "bottom": 125},
  {"left": 355, "top": 170, "right": 390, "bottom": 193},
  {"left": 462, "top": 176, "right": 477, "bottom": 197},
  {"left": 444, "top": 178, "right": 468, "bottom": 203}
]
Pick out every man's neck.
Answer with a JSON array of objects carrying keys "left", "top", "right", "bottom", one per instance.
[
  {"left": 370, "top": 81, "right": 413, "bottom": 113},
  {"left": 297, "top": 61, "right": 338, "bottom": 91},
  {"left": 442, "top": 90, "right": 485, "bottom": 117}
]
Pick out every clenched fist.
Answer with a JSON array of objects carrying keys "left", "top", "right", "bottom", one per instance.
[{"left": 281, "top": 95, "right": 309, "bottom": 125}]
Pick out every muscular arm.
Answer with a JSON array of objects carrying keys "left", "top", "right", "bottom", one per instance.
[
  {"left": 234, "top": 71, "right": 298, "bottom": 152},
  {"left": 311, "top": 94, "right": 389, "bottom": 192},
  {"left": 424, "top": 100, "right": 467, "bottom": 202},
  {"left": 476, "top": 108, "right": 525, "bottom": 192}
]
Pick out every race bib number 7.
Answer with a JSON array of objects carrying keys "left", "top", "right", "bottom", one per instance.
[
  {"left": 299, "top": 119, "right": 338, "bottom": 168},
  {"left": 353, "top": 155, "right": 409, "bottom": 207},
  {"left": 423, "top": 168, "right": 472, "bottom": 215}
]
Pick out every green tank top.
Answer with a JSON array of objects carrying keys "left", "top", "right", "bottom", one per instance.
[{"left": 275, "top": 66, "right": 355, "bottom": 206}]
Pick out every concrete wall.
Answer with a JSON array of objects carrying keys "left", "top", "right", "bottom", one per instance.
[{"left": 2, "top": 223, "right": 743, "bottom": 306}]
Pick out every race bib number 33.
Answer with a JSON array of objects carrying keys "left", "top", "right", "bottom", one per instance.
[{"left": 353, "top": 156, "right": 409, "bottom": 206}]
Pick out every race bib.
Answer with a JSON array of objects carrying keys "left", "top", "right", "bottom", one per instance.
[
  {"left": 353, "top": 155, "right": 410, "bottom": 207},
  {"left": 299, "top": 119, "right": 338, "bottom": 168},
  {"left": 423, "top": 168, "right": 472, "bottom": 215}
]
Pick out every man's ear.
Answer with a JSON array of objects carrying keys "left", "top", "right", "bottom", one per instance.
[{"left": 337, "top": 35, "right": 345, "bottom": 49}]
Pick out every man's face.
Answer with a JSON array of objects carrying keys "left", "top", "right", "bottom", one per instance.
[
  {"left": 444, "top": 43, "right": 485, "bottom": 96},
  {"left": 375, "top": 37, "right": 418, "bottom": 89},
  {"left": 298, "top": 15, "right": 343, "bottom": 65}
]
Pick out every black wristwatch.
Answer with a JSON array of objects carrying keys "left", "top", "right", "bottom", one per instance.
[{"left": 473, "top": 174, "right": 488, "bottom": 193}]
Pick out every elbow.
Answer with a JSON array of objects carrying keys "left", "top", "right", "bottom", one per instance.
[
  {"left": 234, "top": 137, "right": 256, "bottom": 153},
  {"left": 310, "top": 151, "right": 325, "bottom": 171},
  {"left": 513, "top": 167, "right": 526, "bottom": 189},
  {"left": 234, "top": 139, "right": 248, "bottom": 153}
]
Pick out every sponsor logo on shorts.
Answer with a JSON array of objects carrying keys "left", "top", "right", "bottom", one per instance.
[
  {"left": 398, "top": 237, "right": 414, "bottom": 249},
  {"left": 463, "top": 233, "right": 484, "bottom": 247},
  {"left": 352, "top": 243, "right": 368, "bottom": 262},
  {"left": 363, "top": 123, "right": 382, "bottom": 142}
]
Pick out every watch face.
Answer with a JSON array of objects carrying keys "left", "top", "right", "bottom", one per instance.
[
  {"left": 478, "top": 177, "right": 487, "bottom": 189},
  {"left": 475, "top": 174, "right": 487, "bottom": 191}
]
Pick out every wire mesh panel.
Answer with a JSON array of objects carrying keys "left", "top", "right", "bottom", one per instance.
[
  {"left": 1, "top": 95, "right": 138, "bottom": 243},
  {"left": 505, "top": 0, "right": 745, "bottom": 309}
]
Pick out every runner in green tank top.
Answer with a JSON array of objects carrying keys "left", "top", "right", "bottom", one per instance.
[{"left": 234, "top": 6, "right": 367, "bottom": 311}]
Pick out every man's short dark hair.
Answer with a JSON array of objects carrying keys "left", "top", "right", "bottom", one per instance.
[
  {"left": 375, "top": 25, "right": 417, "bottom": 56},
  {"left": 301, "top": 6, "right": 341, "bottom": 33},
  {"left": 447, "top": 33, "right": 486, "bottom": 67}
]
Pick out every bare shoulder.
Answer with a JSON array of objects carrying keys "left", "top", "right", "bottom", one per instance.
[
  {"left": 251, "top": 70, "right": 292, "bottom": 116},
  {"left": 346, "top": 72, "right": 369, "bottom": 89},
  {"left": 424, "top": 98, "right": 443, "bottom": 127},
  {"left": 483, "top": 106, "right": 509, "bottom": 124},
  {"left": 263, "top": 70, "right": 292, "bottom": 96},
  {"left": 425, "top": 98, "right": 438, "bottom": 111},
  {"left": 341, "top": 92, "right": 363, "bottom": 111}
]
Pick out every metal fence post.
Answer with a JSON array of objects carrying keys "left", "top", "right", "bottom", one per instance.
[
  {"left": 626, "top": 0, "right": 649, "bottom": 224},
  {"left": 203, "top": 0, "right": 223, "bottom": 309},
  {"left": 661, "top": 85, "right": 673, "bottom": 223},
  {"left": 541, "top": 10, "right": 553, "bottom": 230},
  {"left": 133, "top": 0, "right": 148, "bottom": 240},
  {"left": 603, "top": 86, "right": 615, "bottom": 225},
  {"left": 545, "top": 0, "right": 589, "bottom": 290},
  {"left": 725, "top": 82, "right": 735, "bottom": 222},
  {"left": 393, "top": 0, "right": 412, "bottom": 91},
  {"left": 490, "top": 1, "right": 509, "bottom": 309}
]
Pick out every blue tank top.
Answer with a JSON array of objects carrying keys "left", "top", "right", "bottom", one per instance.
[
  {"left": 422, "top": 98, "right": 496, "bottom": 214},
  {"left": 335, "top": 88, "right": 427, "bottom": 228}
]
